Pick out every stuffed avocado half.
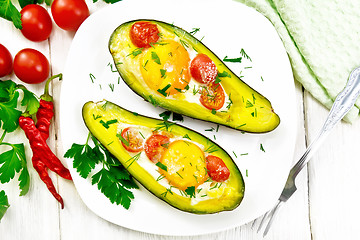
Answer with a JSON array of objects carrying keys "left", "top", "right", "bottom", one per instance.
[
  {"left": 82, "top": 100, "right": 245, "bottom": 214},
  {"left": 108, "top": 19, "right": 280, "bottom": 133}
]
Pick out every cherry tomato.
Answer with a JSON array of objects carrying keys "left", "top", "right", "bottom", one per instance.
[
  {"left": 120, "top": 127, "right": 144, "bottom": 152},
  {"left": 190, "top": 54, "right": 218, "bottom": 84},
  {"left": 206, "top": 155, "right": 230, "bottom": 182},
  {"left": 20, "top": 4, "right": 52, "bottom": 42},
  {"left": 144, "top": 134, "right": 170, "bottom": 163},
  {"left": 130, "top": 21, "right": 160, "bottom": 48},
  {"left": 199, "top": 83, "right": 225, "bottom": 110},
  {"left": 0, "top": 44, "right": 13, "bottom": 77},
  {"left": 51, "top": 0, "right": 89, "bottom": 31},
  {"left": 13, "top": 48, "right": 49, "bottom": 84}
]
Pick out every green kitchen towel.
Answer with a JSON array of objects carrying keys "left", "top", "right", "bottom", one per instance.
[{"left": 235, "top": 0, "right": 360, "bottom": 122}]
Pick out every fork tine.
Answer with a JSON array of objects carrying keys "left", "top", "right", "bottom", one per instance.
[
  {"left": 262, "top": 201, "right": 283, "bottom": 237},
  {"left": 256, "top": 210, "right": 271, "bottom": 233}
]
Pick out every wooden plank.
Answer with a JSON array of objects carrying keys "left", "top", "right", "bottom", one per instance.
[
  {"left": 305, "top": 91, "right": 360, "bottom": 240},
  {"left": 0, "top": 5, "right": 60, "bottom": 239}
]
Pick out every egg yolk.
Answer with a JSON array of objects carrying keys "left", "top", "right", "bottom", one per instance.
[
  {"left": 159, "top": 140, "right": 208, "bottom": 190},
  {"left": 140, "top": 40, "right": 190, "bottom": 96}
]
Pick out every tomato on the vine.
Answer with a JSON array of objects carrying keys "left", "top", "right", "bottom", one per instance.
[
  {"left": 206, "top": 155, "right": 230, "bottom": 182},
  {"left": 51, "top": 0, "right": 89, "bottom": 31},
  {"left": 130, "top": 21, "right": 160, "bottom": 48},
  {"left": 13, "top": 48, "right": 49, "bottom": 84},
  {"left": 190, "top": 53, "right": 218, "bottom": 84},
  {"left": 144, "top": 134, "right": 170, "bottom": 163},
  {"left": 20, "top": 4, "right": 52, "bottom": 42},
  {"left": 199, "top": 83, "right": 225, "bottom": 110},
  {"left": 0, "top": 44, "right": 13, "bottom": 77},
  {"left": 120, "top": 127, "right": 144, "bottom": 153}
]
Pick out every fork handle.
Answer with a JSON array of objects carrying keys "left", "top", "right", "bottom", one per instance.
[{"left": 291, "top": 67, "right": 360, "bottom": 178}]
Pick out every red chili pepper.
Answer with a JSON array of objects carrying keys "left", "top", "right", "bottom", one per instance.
[
  {"left": 19, "top": 115, "right": 71, "bottom": 208},
  {"left": 36, "top": 74, "right": 58, "bottom": 140}
]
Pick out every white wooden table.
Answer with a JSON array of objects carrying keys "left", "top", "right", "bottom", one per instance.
[{"left": 1, "top": 1, "right": 360, "bottom": 239}]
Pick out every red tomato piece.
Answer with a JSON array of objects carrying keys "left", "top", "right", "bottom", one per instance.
[
  {"left": 13, "top": 48, "right": 49, "bottom": 84},
  {"left": 120, "top": 127, "right": 144, "bottom": 152},
  {"left": 130, "top": 21, "right": 160, "bottom": 48},
  {"left": 51, "top": 0, "right": 89, "bottom": 31},
  {"left": 0, "top": 44, "right": 13, "bottom": 77},
  {"left": 190, "top": 54, "right": 218, "bottom": 84},
  {"left": 20, "top": 4, "right": 52, "bottom": 42},
  {"left": 199, "top": 83, "right": 225, "bottom": 110},
  {"left": 206, "top": 155, "right": 230, "bottom": 182},
  {"left": 144, "top": 134, "right": 170, "bottom": 163}
]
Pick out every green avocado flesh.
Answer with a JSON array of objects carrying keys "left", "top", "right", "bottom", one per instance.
[
  {"left": 82, "top": 100, "right": 245, "bottom": 214},
  {"left": 109, "top": 19, "right": 280, "bottom": 133}
]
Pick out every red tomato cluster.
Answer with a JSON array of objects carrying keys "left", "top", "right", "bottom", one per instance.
[
  {"left": 0, "top": 44, "right": 49, "bottom": 84},
  {"left": 129, "top": 22, "right": 226, "bottom": 111},
  {"left": 19, "top": 1, "right": 89, "bottom": 42},
  {"left": 0, "top": 1, "right": 90, "bottom": 83},
  {"left": 120, "top": 127, "right": 230, "bottom": 182}
]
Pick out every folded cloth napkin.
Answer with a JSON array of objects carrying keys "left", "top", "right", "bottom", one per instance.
[{"left": 235, "top": 0, "right": 360, "bottom": 122}]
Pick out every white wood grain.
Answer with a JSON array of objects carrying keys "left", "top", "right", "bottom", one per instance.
[
  {"left": 5, "top": 1, "right": 359, "bottom": 239},
  {"left": 0, "top": 4, "right": 60, "bottom": 239},
  {"left": 305, "top": 91, "right": 360, "bottom": 240}
]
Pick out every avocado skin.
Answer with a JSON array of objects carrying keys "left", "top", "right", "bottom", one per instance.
[
  {"left": 82, "top": 100, "right": 245, "bottom": 214},
  {"left": 109, "top": 19, "right": 280, "bottom": 133}
]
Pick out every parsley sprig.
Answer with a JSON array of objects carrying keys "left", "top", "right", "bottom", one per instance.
[
  {"left": 0, "top": 79, "right": 39, "bottom": 220},
  {"left": 64, "top": 133, "right": 139, "bottom": 209}
]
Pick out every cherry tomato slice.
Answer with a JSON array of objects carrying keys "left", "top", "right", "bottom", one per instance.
[
  {"left": 130, "top": 21, "right": 160, "bottom": 48},
  {"left": 20, "top": 4, "right": 52, "bottom": 42},
  {"left": 120, "top": 127, "right": 144, "bottom": 152},
  {"left": 206, "top": 155, "right": 230, "bottom": 182},
  {"left": 13, "top": 48, "right": 49, "bottom": 84},
  {"left": 199, "top": 83, "right": 225, "bottom": 110},
  {"left": 51, "top": 0, "right": 90, "bottom": 31},
  {"left": 144, "top": 134, "right": 170, "bottom": 163},
  {"left": 0, "top": 44, "right": 13, "bottom": 77},
  {"left": 190, "top": 54, "right": 218, "bottom": 84}
]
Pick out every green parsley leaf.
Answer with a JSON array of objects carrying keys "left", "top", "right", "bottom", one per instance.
[
  {"left": 159, "top": 111, "right": 171, "bottom": 121},
  {"left": 0, "top": 0, "right": 22, "bottom": 29},
  {"left": 0, "top": 144, "right": 23, "bottom": 184},
  {"left": 0, "top": 80, "right": 17, "bottom": 102},
  {"left": 160, "top": 69, "right": 167, "bottom": 78},
  {"left": 0, "top": 190, "right": 10, "bottom": 222},
  {"left": 64, "top": 143, "right": 100, "bottom": 178},
  {"left": 151, "top": 51, "right": 161, "bottom": 64},
  {"left": 0, "top": 91, "right": 22, "bottom": 133},
  {"left": 20, "top": 88, "right": 40, "bottom": 115},
  {"left": 172, "top": 112, "right": 183, "bottom": 122},
  {"left": 185, "top": 186, "right": 196, "bottom": 198}
]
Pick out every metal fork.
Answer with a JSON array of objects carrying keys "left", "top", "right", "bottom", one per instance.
[{"left": 257, "top": 66, "right": 360, "bottom": 237}]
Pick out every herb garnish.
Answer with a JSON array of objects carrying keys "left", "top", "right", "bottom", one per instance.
[
  {"left": 99, "top": 119, "right": 118, "bottom": 129},
  {"left": 151, "top": 52, "right": 161, "bottom": 64},
  {"left": 127, "top": 48, "right": 143, "bottom": 58},
  {"left": 240, "top": 48, "right": 252, "bottom": 62},
  {"left": 156, "top": 162, "right": 167, "bottom": 171},
  {"left": 223, "top": 56, "right": 242, "bottom": 63},
  {"left": 185, "top": 186, "right": 196, "bottom": 198},
  {"left": 89, "top": 73, "right": 96, "bottom": 83},
  {"left": 0, "top": 190, "right": 10, "bottom": 221},
  {"left": 260, "top": 143, "right": 265, "bottom": 152},
  {"left": 64, "top": 133, "right": 138, "bottom": 209},
  {"left": 157, "top": 84, "right": 171, "bottom": 97}
]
